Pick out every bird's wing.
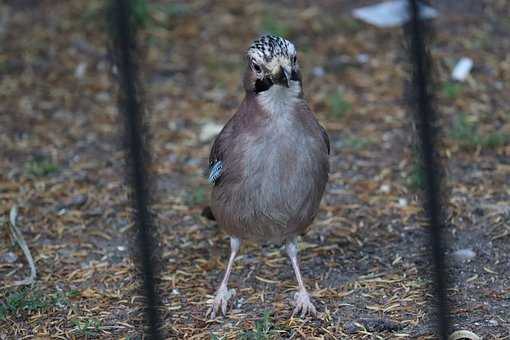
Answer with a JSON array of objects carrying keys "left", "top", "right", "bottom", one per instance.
[
  {"left": 208, "top": 160, "right": 223, "bottom": 184},
  {"left": 301, "top": 102, "right": 330, "bottom": 155},
  {"left": 319, "top": 124, "right": 330, "bottom": 155},
  {"left": 207, "top": 117, "right": 235, "bottom": 185},
  {"left": 207, "top": 135, "right": 223, "bottom": 185}
]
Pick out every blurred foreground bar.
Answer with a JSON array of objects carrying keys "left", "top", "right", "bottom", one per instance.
[
  {"left": 406, "top": 0, "right": 451, "bottom": 339},
  {"left": 110, "top": 0, "right": 163, "bottom": 338}
]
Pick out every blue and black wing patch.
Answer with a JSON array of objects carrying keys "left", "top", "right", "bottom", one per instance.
[{"left": 208, "top": 160, "right": 223, "bottom": 185}]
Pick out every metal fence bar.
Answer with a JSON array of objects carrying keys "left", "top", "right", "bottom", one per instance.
[
  {"left": 111, "top": 0, "right": 162, "bottom": 338},
  {"left": 406, "top": 1, "right": 451, "bottom": 338}
]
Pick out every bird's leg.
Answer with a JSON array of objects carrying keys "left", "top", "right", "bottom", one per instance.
[
  {"left": 207, "top": 237, "right": 241, "bottom": 319},
  {"left": 285, "top": 239, "right": 317, "bottom": 317}
]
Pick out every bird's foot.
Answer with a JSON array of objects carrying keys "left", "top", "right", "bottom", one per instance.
[
  {"left": 206, "top": 284, "right": 235, "bottom": 319},
  {"left": 292, "top": 289, "right": 317, "bottom": 318}
]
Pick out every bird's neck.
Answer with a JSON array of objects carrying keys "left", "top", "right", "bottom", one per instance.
[{"left": 254, "top": 81, "right": 302, "bottom": 117}]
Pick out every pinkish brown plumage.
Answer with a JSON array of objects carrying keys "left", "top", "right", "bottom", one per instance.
[{"left": 206, "top": 35, "right": 329, "bottom": 319}]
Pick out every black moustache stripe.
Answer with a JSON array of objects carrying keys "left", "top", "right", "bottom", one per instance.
[
  {"left": 255, "top": 77, "right": 274, "bottom": 93},
  {"left": 291, "top": 70, "right": 300, "bottom": 82}
]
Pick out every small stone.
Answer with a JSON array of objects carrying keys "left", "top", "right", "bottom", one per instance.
[
  {"left": 96, "top": 92, "right": 111, "bottom": 103},
  {"left": 1, "top": 252, "right": 17, "bottom": 263},
  {"left": 452, "top": 248, "right": 476, "bottom": 261},
  {"left": 312, "top": 66, "right": 326, "bottom": 77},
  {"left": 75, "top": 62, "right": 87, "bottom": 79},
  {"left": 398, "top": 198, "right": 408, "bottom": 207},
  {"left": 488, "top": 319, "right": 498, "bottom": 326},
  {"left": 452, "top": 57, "right": 473, "bottom": 81},
  {"left": 356, "top": 53, "right": 369, "bottom": 64},
  {"left": 235, "top": 297, "right": 245, "bottom": 308},
  {"left": 117, "top": 246, "right": 127, "bottom": 251},
  {"left": 172, "top": 288, "right": 180, "bottom": 295},
  {"left": 379, "top": 184, "right": 390, "bottom": 193}
]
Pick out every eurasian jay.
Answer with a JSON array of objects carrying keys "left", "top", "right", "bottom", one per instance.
[{"left": 206, "top": 35, "right": 329, "bottom": 318}]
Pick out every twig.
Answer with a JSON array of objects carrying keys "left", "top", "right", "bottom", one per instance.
[{"left": 1, "top": 206, "right": 37, "bottom": 288}]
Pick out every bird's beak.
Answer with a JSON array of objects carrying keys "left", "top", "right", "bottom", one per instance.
[{"left": 272, "top": 66, "right": 290, "bottom": 87}]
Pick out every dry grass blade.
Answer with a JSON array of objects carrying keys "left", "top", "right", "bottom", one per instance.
[{"left": 2, "top": 206, "right": 37, "bottom": 288}]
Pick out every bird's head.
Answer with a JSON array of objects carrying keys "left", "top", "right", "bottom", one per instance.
[{"left": 245, "top": 35, "right": 301, "bottom": 94}]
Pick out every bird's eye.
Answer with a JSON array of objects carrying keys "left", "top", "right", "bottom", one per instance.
[{"left": 252, "top": 62, "right": 262, "bottom": 73}]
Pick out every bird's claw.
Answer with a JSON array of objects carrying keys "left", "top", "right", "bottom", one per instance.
[
  {"left": 206, "top": 284, "right": 235, "bottom": 319},
  {"left": 292, "top": 289, "right": 317, "bottom": 318}
]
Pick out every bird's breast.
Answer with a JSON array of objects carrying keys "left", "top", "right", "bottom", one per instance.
[
  {"left": 211, "top": 97, "right": 328, "bottom": 243},
  {"left": 228, "top": 115, "right": 326, "bottom": 226}
]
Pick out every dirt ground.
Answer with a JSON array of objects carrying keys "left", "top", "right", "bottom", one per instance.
[{"left": 1, "top": 0, "right": 509, "bottom": 339}]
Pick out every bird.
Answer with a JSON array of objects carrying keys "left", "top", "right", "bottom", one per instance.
[{"left": 205, "top": 35, "right": 329, "bottom": 319}]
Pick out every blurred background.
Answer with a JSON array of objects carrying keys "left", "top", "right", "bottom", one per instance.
[{"left": 0, "top": 0, "right": 509, "bottom": 338}]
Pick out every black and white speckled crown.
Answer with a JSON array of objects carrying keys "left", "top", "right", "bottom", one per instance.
[{"left": 247, "top": 35, "right": 296, "bottom": 63}]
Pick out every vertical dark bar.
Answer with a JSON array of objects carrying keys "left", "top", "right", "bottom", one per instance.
[
  {"left": 111, "top": 0, "right": 162, "bottom": 338},
  {"left": 406, "top": 1, "right": 450, "bottom": 339}
]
